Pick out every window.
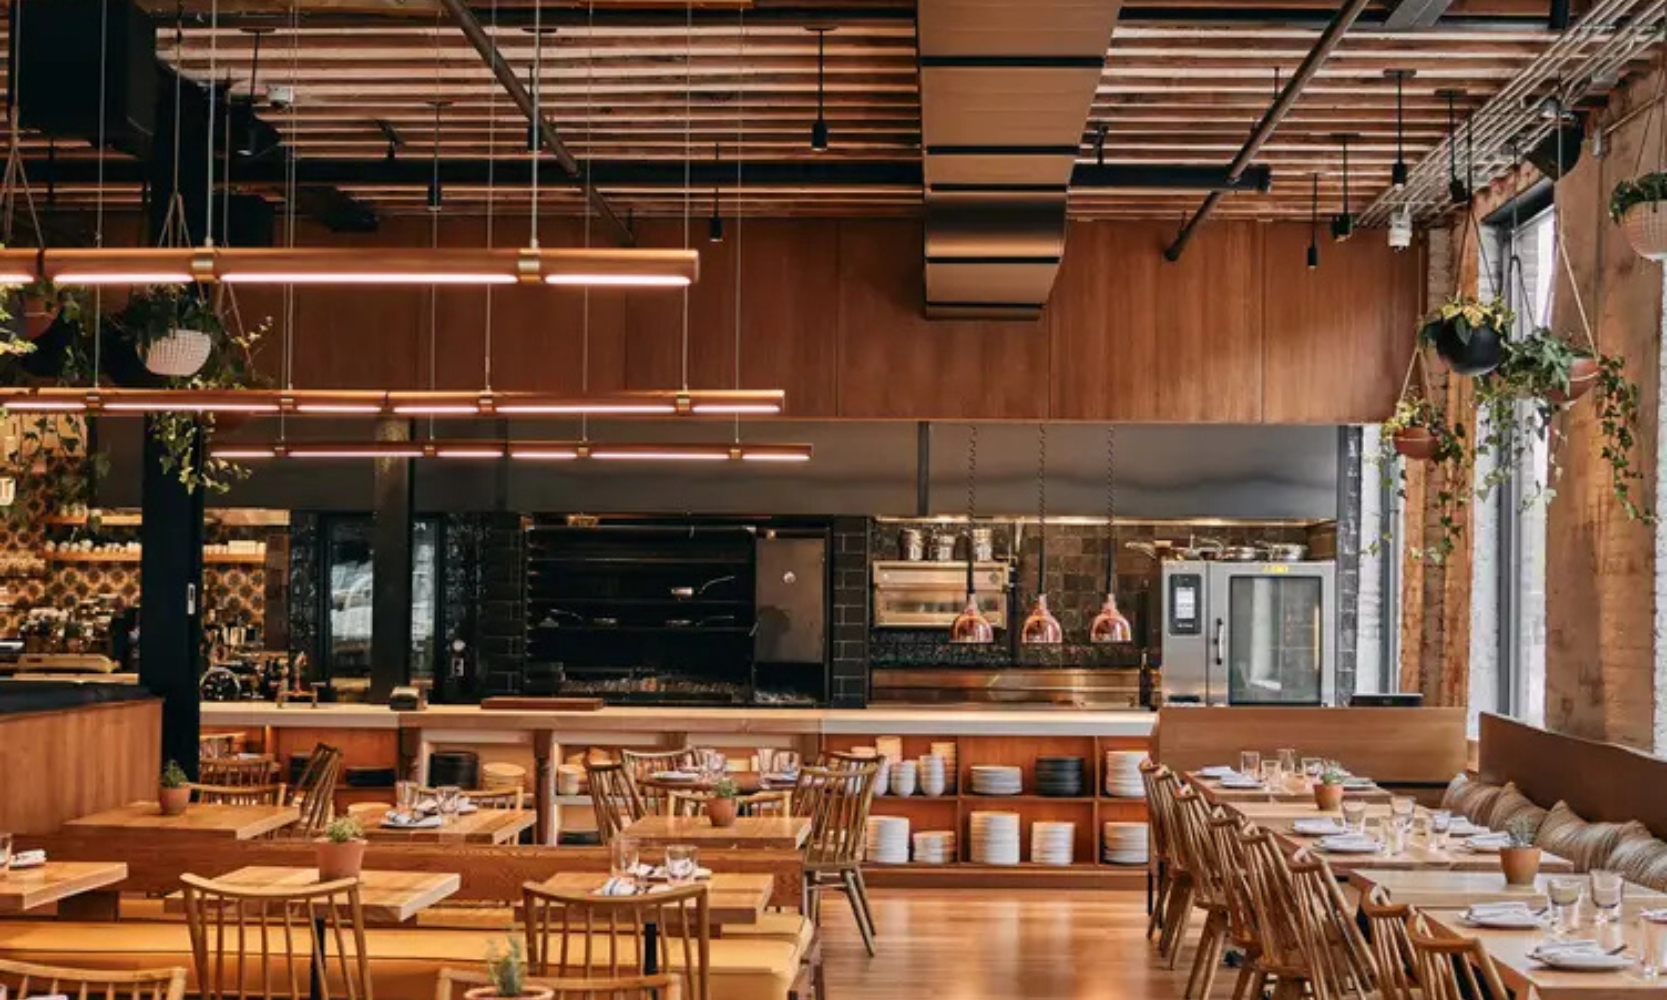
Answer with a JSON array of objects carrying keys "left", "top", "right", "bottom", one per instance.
[{"left": 320, "top": 515, "right": 441, "bottom": 683}]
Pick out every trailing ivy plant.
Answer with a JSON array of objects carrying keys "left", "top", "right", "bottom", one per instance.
[
  {"left": 111, "top": 284, "right": 223, "bottom": 353},
  {"left": 1374, "top": 395, "right": 1471, "bottom": 564},
  {"left": 1610, "top": 172, "right": 1667, "bottom": 222},
  {"left": 1593, "top": 353, "right": 1652, "bottom": 523},
  {"left": 150, "top": 315, "right": 270, "bottom": 495}
]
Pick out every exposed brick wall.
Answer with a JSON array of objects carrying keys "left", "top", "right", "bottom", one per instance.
[{"left": 829, "top": 517, "right": 869, "bottom": 707}]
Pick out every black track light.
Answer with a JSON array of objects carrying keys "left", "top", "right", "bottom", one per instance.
[
  {"left": 1438, "top": 88, "right": 1469, "bottom": 205},
  {"left": 809, "top": 27, "right": 833, "bottom": 152},
  {"left": 427, "top": 176, "right": 443, "bottom": 213},
  {"left": 708, "top": 143, "right": 724, "bottom": 242},
  {"left": 1307, "top": 173, "right": 1319, "bottom": 270},
  {"left": 1385, "top": 69, "right": 1415, "bottom": 190},
  {"left": 1330, "top": 132, "right": 1357, "bottom": 242}
]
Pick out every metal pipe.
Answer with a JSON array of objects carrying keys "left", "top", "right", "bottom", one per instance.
[
  {"left": 1162, "top": 0, "right": 1372, "bottom": 262},
  {"left": 435, "top": 0, "right": 633, "bottom": 245}
]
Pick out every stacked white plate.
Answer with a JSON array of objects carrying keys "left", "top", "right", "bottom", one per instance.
[
  {"left": 912, "top": 830, "right": 956, "bottom": 865},
  {"left": 1104, "top": 750, "right": 1146, "bottom": 798},
  {"left": 890, "top": 759, "right": 919, "bottom": 797},
  {"left": 919, "top": 754, "right": 947, "bottom": 798},
  {"left": 931, "top": 741, "right": 958, "bottom": 793},
  {"left": 970, "top": 811, "right": 1021, "bottom": 865},
  {"left": 865, "top": 815, "right": 910, "bottom": 864},
  {"left": 874, "top": 736, "right": 904, "bottom": 761},
  {"left": 1102, "top": 821, "right": 1150, "bottom": 865},
  {"left": 970, "top": 764, "right": 1023, "bottom": 796},
  {"left": 1030, "top": 821, "right": 1076, "bottom": 866}
]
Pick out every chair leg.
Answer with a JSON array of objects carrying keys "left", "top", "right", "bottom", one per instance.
[
  {"left": 849, "top": 866, "right": 878, "bottom": 941},
  {"left": 844, "top": 870, "right": 877, "bottom": 944},
  {"left": 1184, "top": 911, "right": 1226, "bottom": 1000},
  {"left": 1229, "top": 963, "right": 1259, "bottom": 1000},
  {"left": 1161, "top": 883, "right": 1195, "bottom": 968},
  {"left": 1147, "top": 864, "right": 1171, "bottom": 941},
  {"left": 843, "top": 871, "right": 876, "bottom": 956},
  {"left": 1193, "top": 917, "right": 1230, "bottom": 1000}
]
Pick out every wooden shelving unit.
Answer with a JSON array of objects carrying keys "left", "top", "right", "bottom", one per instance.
[
  {"left": 823, "top": 732, "right": 1151, "bottom": 889},
  {"left": 43, "top": 551, "right": 268, "bottom": 565}
]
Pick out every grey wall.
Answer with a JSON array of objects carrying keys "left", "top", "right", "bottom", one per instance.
[{"left": 95, "top": 419, "right": 1340, "bottom": 520}]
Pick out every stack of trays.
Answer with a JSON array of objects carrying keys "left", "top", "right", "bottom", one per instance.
[
  {"left": 1104, "top": 751, "right": 1146, "bottom": 798},
  {"left": 1030, "top": 821, "right": 1076, "bottom": 866},
  {"left": 970, "top": 765, "right": 1023, "bottom": 796},
  {"left": 970, "top": 811, "right": 1021, "bottom": 865},
  {"left": 865, "top": 815, "right": 910, "bottom": 864},
  {"left": 1102, "top": 821, "right": 1151, "bottom": 865},
  {"left": 931, "top": 741, "right": 958, "bottom": 793},
  {"left": 912, "top": 830, "right": 956, "bottom": 865},
  {"left": 919, "top": 754, "right": 948, "bottom": 797},
  {"left": 1035, "top": 757, "right": 1085, "bottom": 797}
]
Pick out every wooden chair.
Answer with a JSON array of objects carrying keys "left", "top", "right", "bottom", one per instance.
[
  {"left": 521, "top": 881, "right": 710, "bottom": 1000},
  {"left": 289, "top": 743, "right": 344, "bottom": 838},
  {"left": 181, "top": 872, "right": 372, "bottom": 1000},
  {"left": 1205, "top": 810, "right": 1266, "bottom": 1000},
  {"left": 0, "top": 958, "right": 186, "bottom": 1000},
  {"left": 1407, "top": 912, "right": 1512, "bottom": 1000},
  {"left": 1140, "top": 760, "right": 1176, "bottom": 942},
  {"left": 620, "top": 748, "right": 700, "bottom": 816},
  {"left": 1148, "top": 770, "right": 1195, "bottom": 961},
  {"left": 436, "top": 967, "right": 683, "bottom": 1000},
  {"left": 199, "top": 732, "right": 243, "bottom": 760},
  {"left": 794, "top": 761, "right": 881, "bottom": 957},
  {"left": 1286, "top": 849, "right": 1377, "bottom": 1000},
  {"left": 585, "top": 759, "right": 645, "bottom": 845},
  {"left": 200, "top": 755, "right": 277, "bottom": 788},
  {"left": 418, "top": 786, "right": 525, "bottom": 810},
  {"left": 1237, "top": 825, "right": 1319, "bottom": 1000},
  {"left": 1360, "top": 886, "right": 1420, "bottom": 1000},
  {"left": 1171, "top": 791, "right": 1232, "bottom": 997},
  {"left": 191, "top": 782, "right": 288, "bottom": 806}
]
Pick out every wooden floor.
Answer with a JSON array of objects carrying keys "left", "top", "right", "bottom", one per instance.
[{"left": 822, "top": 889, "right": 1205, "bottom": 999}]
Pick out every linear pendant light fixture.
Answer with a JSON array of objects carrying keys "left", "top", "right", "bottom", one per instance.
[
  {"left": 0, "top": 387, "right": 786, "bottom": 417},
  {"left": 0, "top": 246, "right": 699, "bottom": 288},
  {"left": 212, "top": 439, "right": 812, "bottom": 463}
]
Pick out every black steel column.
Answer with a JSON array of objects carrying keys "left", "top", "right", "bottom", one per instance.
[
  {"left": 140, "top": 419, "right": 206, "bottom": 777},
  {"left": 369, "top": 418, "right": 415, "bottom": 701}
]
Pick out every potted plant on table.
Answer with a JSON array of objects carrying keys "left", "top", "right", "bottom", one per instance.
[
  {"left": 159, "top": 760, "right": 190, "bottom": 816},
  {"left": 706, "top": 777, "right": 740, "bottom": 829},
  {"left": 465, "top": 937, "right": 552, "bottom": 1000},
  {"left": 316, "top": 816, "right": 367, "bottom": 882},
  {"left": 1313, "top": 766, "right": 1347, "bottom": 811},
  {"left": 1499, "top": 816, "right": 1541, "bottom": 887}
]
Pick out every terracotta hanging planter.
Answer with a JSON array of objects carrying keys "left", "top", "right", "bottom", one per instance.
[
  {"left": 20, "top": 293, "right": 59, "bottom": 341},
  {"left": 1392, "top": 426, "right": 1439, "bottom": 461},
  {"left": 1545, "top": 355, "right": 1599, "bottom": 404}
]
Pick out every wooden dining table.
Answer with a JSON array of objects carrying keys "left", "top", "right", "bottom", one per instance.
[
  {"left": 1421, "top": 906, "right": 1667, "bottom": 999},
  {"left": 622, "top": 815, "right": 811, "bottom": 850},
  {"left": 162, "top": 865, "right": 462, "bottom": 922},
  {"left": 361, "top": 808, "right": 536, "bottom": 845},
  {"left": 65, "top": 801, "right": 300, "bottom": 840},
  {"left": 636, "top": 771, "right": 790, "bottom": 796},
  {"left": 0, "top": 861, "right": 128, "bottom": 914},
  {"left": 537, "top": 872, "right": 774, "bottom": 926},
  {"left": 1348, "top": 868, "right": 1667, "bottom": 910},
  {"left": 1186, "top": 771, "right": 1393, "bottom": 805}
]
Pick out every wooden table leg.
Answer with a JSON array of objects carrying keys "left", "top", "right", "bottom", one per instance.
[{"left": 533, "top": 728, "right": 555, "bottom": 846}]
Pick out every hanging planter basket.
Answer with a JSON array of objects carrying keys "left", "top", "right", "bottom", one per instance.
[
  {"left": 1392, "top": 425, "right": 1439, "bottom": 460},
  {"left": 1545, "top": 355, "right": 1599, "bottom": 404},
  {"left": 1620, "top": 200, "right": 1667, "bottom": 260},
  {"left": 143, "top": 327, "right": 214, "bottom": 378},
  {"left": 19, "top": 293, "right": 59, "bottom": 341}
]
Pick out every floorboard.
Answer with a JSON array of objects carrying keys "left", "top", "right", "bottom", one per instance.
[{"left": 821, "top": 889, "right": 1210, "bottom": 999}]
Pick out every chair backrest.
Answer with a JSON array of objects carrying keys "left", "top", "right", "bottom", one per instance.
[
  {"left": 585, "top": 760, "right": 644, "bottom": 844},
  {"left": 191, "top": 782, "right": 288, "bottom": 807},
  {"left": 1237, "top": 825, "right": 1312, "bottom": 977},
  {"left": 1286, "top": 849, "right": 1376, "bottom": 1000},
  {"left": 181, "top": 872, "right": 371, "bottom": 1000},
  {"left": 1206, "top": 811, "right": 1258, "bottom": 948},
  {"left": 419, "top": 786, "right": 525, "bottom": 810},
  {"left": 1171, "top": 789, "right": 1225, "bottom": 903},
  {"left": 290, "top": 743, "right": 344, "bottom": 837},
  {"left": 0, "top": 958, "right": 186, "bottom": 1000},
  {"left": 1147, "top": 770, "right": 1186, "bottom": 873},
  {"left": 794, "top": 762, "right": 879, "bottom": 867},
  {"left": 619, "top": 749, "right": 699, "bottom": 816},
  {"left": 1406, "top": 912, "right": 1512, "bottom": 1000},
  {"left": 1360, "top": 886, "right": 1420, "bottom": 1000},
  {"left": 435, "top": 967, "right": 683, "bottom": 1000},
  {"left": 1139, "top": 760, "right": 1173, "bottom": 862},
  {"left": 200, "top": 756, "right": 276, "bottom": 788},
  {"left": 521, "top": 882, "right": 709, "bottom": 1000}
]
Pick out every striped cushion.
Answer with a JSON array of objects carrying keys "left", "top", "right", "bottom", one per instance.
[
  {"left": 1604, "top": 822, "right": 1667, "bottom": 883},
  {"left": 1535, "top": 801, "right": 1628, "bottom": 872},
  {"left": 1635, "top": 851, "right": 1667, "bottom": 893},
  {"left": 1444, "top": 774, "right": 1504, "bottom": 826},
  {"left": 1486, "top": 782, "right": 1548, "bottom": 838}
]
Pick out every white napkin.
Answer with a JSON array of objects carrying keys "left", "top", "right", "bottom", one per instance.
[
  {"left": 594, "top": 877, "right": 643, "bottom": 897},
  {"left": 1643, "top": 909, "right": 1667, "bottom": 923},
  {"left": 383, "top": 811, "right": 443, "bottom": 829},
  {"left": 1318, "top": 834, "right": 1381, "bottom": 851},
  {"left": 1448, "top": 819, "right": 1488, "bottom": 836},
  {"left": 1531, "top": 940, "right": 1606, "bottom": 958},
  {"left": 1466, "top": 832, "right": 1514, "bottom": 849},
  {"left": 1293, "top": 819, "right": 1349, "bottom": 836},
  {"left": 1198, "top": 766, "right": 1237, "bottom": 778},
  {"left": 1465, "top": 901, "right": 1535, "bottom": 918},
  {"left": 8, "top": 850, "right": 46, "bottom": 869}
]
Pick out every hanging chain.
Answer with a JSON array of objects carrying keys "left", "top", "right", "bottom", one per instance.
[
  {"left": 966, "top": 425, "right": 978, "bottom": 524},
  {"left": 1104, "top": 423, "right": 1117, "bottom": 581},
  {"left": 1036, "top": 423, "right": 1048, "bottom": 527}
]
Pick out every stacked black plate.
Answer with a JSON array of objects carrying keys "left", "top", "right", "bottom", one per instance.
[
  {"left": 1035, "top": 756, "right": 1086, "bottom": 798},
  {"left": 429, "top": 750, "right": 481, "bottom": 789}
]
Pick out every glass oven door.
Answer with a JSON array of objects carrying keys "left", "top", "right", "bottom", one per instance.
[{"left": 1211, "top": 563, "right": 1335, "bottom": 706}]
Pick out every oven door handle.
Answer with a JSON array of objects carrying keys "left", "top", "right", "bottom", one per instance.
[{"left": 1212, "top": 618, "right": 1224, "bottom": 667}]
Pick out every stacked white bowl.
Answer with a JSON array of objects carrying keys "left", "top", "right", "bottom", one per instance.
[
  {"left": 970, "top": 764, "right": 1023, "bottom": 796},
  {"left": 919, "top": 754, "right": 947, "bottom": 797},
  {"left": 1030, "top": 821, "right": 1076, "bottom": 866},
  {"left": 912, "top": 830, "right": 956, "bottom": 865},
  {"left": 873, "top": 756, "right": 892, "bottom": 797},
  {"left": 1102, "top": 821, "right": 1151, "bottom": 865},
  {"left": 970, "top": 811, "right": 1021, "bottom": 865},
  {"left": 865, "top": 815, "right": 911, "bottom": 864},
  {"left": 874, "top": 736, "right": 903, "bottom": 761},
  {"left": 890, "top": 758, "right": 919, "bottom": 797},
  {"left": 1104, "top": 751, "right": 1146, "bottom": 797},
  {"left": 931, "top": 741, "right": 958, "bottom": 793}
]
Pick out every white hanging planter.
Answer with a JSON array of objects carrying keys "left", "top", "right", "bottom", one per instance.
[
  {"left": 1620, "top": 201, "right": 1667, "bottom": 261},
  {"left": 143, "top": 327, "right": 213, "bottom": 378}
]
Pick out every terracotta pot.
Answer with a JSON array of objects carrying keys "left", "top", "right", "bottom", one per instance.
[
  {"left": 1499, "top": 845, "right": 1541, "bottom": 887},
  {"left": 21, "top": 294, "right": 58, "bottom": 341},
  {"left": 1546, "top": 356, "right": 1599, "bottom": 404},
  {"left": 1313, "top": 783, "right": 1345, "bottom": 811},
  {"left": 158, "top": 786, "right": 191, "bottom": 816},
  {"left": 463, "top": 987, "right": 554, "bottom": 1000},
  {"left": 1392, "top": 426, "right": 1438, "bottom": 461},
  {"left": 315, "top": 839, "right": 367, "bottom": 882},
  {"left": 707, "top": 797, "right": 738, "bottom": 828}
]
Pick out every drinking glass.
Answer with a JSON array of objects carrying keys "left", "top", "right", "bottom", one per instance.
[
  {"left": 773, "top": 750, "right": 801, "bottom": 779},
  {"left": 1239, "top": 750, "right": 1261, "bottom": 778},
  {"left": 611, "top": 837, "right": 641, "bottom": 884},
  {"left": 1591, "top": 869, "right": 1624, "bottom": 925},
  {"left": 1341, "top": 799, "right": 1367, "bottom": 833},
  {"left": 1277, "top": 748, "right": 1298, "bottom": 781},
  {"left": 1547, "top": 876, "right": 1585, "bottom": 937},
  {"left": 1302, "top": 757, "right": 1323, "bottom": 779},
  {"left": 396, "top": 781, "right": 418, "bottom": 815},
  {"left": 1641, "top": 913, "right": 1667, "bottom": 980},
  {"left": 666, "top": 844, "right": 699, "bottom": 885},
  {"left": 1390, "top": 796, "right": 1416, "bottom": 822},
  {"left": 436, "top": 785, "right": 461, "bottom": 824},
  {"left": 1259, "top": 761, "right": 1280, "bottom": 788},
  {"left": 1430, "top": 810, "right": 1452, "bottom": 850},
  {"left": 1410, "top": 813, "right": 1433, "bottom": 849},
  {"left": 0, "top": 832, "right": 12, "bottom": 870}
]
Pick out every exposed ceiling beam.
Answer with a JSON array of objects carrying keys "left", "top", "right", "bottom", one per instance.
[{"left": 1382, "top": 0, "right": 1459, "bottom": 29}]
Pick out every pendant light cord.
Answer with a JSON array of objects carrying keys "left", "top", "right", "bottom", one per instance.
[
  {"left": 204, "top": 0, "right": 218, "bottom": 247},
  {"left": 482, "top": 0, "right": 499, "bottom": 392},
  {"left": 1104, "top": 424, "right": 1117, "bottom": 595},
  {"left": 1035, "top": 422, "right": 1048, "bottom": 597},
  {"left": 680, "top": 0, "right": 693, "bottom": 391},
  {"left": 580, "top": 0, "right": 595, "bottom": 443},
  {"left": 1340, "top": 137, "right": 1350, "bottom": 214},
  {"left": 1395, "top": 72, "right": 1404, "bottom": 164},
  {"left": 1446, "top": 91, "right": 1458, "bottom": 190},
  {"left": 528, "top": 2, "right": 542, "bottom": 249},
  {"left": 965, "top": 425, "right": 978, "bottom": 599}
]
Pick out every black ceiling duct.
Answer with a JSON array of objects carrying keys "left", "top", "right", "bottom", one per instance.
[{"left": 14, "top": 0, "right": 157, "bottom": 158}]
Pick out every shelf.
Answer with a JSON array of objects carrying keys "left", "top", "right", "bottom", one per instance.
[
  {"left": 960, "top": 794, "right": 1098, "bottom": 804},
  {"left": 527, "top": 555, "right": 749, "bottom": 567},
  {"left": 526, "top": 597, "right": 750, "bottom": 609},
  {"left": 530, "top": 625, "right": 754, "bottom": 635},
  {"left": 45, "top": 513, "right": 143, "bottom": 527},
  {"left": 43, "top": 551, "right": 268, "bottom": 565},
  {"left": 862, "top": 864, "right": 1143, "bottom": 890}
]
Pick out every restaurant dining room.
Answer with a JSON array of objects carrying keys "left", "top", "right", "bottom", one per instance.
[{"left": 9, "top": 0, "right": 1667, "bottom": 998}]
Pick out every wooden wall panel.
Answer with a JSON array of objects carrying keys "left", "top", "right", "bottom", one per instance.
[
  {"left": 1260, "top": 225, "right": 1423, "bottom": 423},
  {"left": 0, "top": 699, "right": 161, "bottom": 835},
  {"left": 1049, "top": 220, "right": 1263, "bottom": 421},
  {"left": 834, "top": 221, "right": 1051, "bottom": 419}
]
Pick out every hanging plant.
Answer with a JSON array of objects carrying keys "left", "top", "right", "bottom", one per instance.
[
  {"left": 1594, "top": 354, "right": 1652, "bottom": 524},
  {"left": 112, "top": 285, "right": 222, "bottom": 379},
  {"left": 10, "top": 276, "right": 81, "bottom": 342},
  {"left": 1611, "top": 173, "right": 1667, "bottom": 261},
  {"left": 1420, "top": 295, "right": 1513, "bottom": 377},
  {"left": 150, "top": 317, "right": 270, "bottom": 496},
  {"left": 1375, "top": 394, "right": 1470, "bottom": 564},
  {"left": 0, "top": 413, "right": 109, "bottom": 525}
]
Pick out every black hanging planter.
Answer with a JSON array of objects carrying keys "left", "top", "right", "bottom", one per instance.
[{"left": 1423, "top": 314, "right": 1504, "bottom": 377}]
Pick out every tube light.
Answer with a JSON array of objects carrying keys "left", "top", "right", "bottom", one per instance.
[
  {"left": 209, "top": 440, "right": 812, "bottom": 463},
  {"left": 45, "top": 248, "right": 210, "bottom": 286},
  {"left": 740, "top": 445, "right": 814, "bottom": 462},
  {"left": 215, "top": 445, "right": 282, "bottom": 460},
  {"left": 0, "top": 248, "right": 40, "bottom": 285},
  {"left": 284, "top": 442, "right": 427, "bottom": 459},
  {"left": 214, "top": 248, "right": 522, "bottom": 286},
  {"left": 589, "top": 445, "right": 732, "bottom": 462},
  {"left": 388, "top": 392, "right": 487, "bottom": 416},
  {"left": 0, "top": 390, "right": 93, "bottom": 412},
  {"left": 508, "top": 444, "right": 583, "bottom": 461},
  {"left": 540, "top": 249, "right": 699, "bottom": 288},
  {"left": 284, "top": 391, "right": 388, "bottom": 415},
  {"left": 99, "top": 392, "right": 280, "bottom": 414},
  {"left": 495, "top": 401, "right": 679, "bottom": 416}
]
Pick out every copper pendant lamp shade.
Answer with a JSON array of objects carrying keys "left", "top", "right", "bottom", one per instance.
[
  {"left": 1090, "top": 595, "right": 1132, "bottom": 644},
  {"left": 1021, "top": 593, "right": 1063, "bottom": 645},
  {"left": 1089, "top": 424, "right": 1131, "bottom": 645},
  {"left": 950, "top": 597, "right": 996, "bottom": 645}
]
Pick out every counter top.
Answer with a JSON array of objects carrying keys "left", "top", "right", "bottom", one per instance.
[{"left": 199, "top": 701, "right": 1157, "bottom": 738}]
